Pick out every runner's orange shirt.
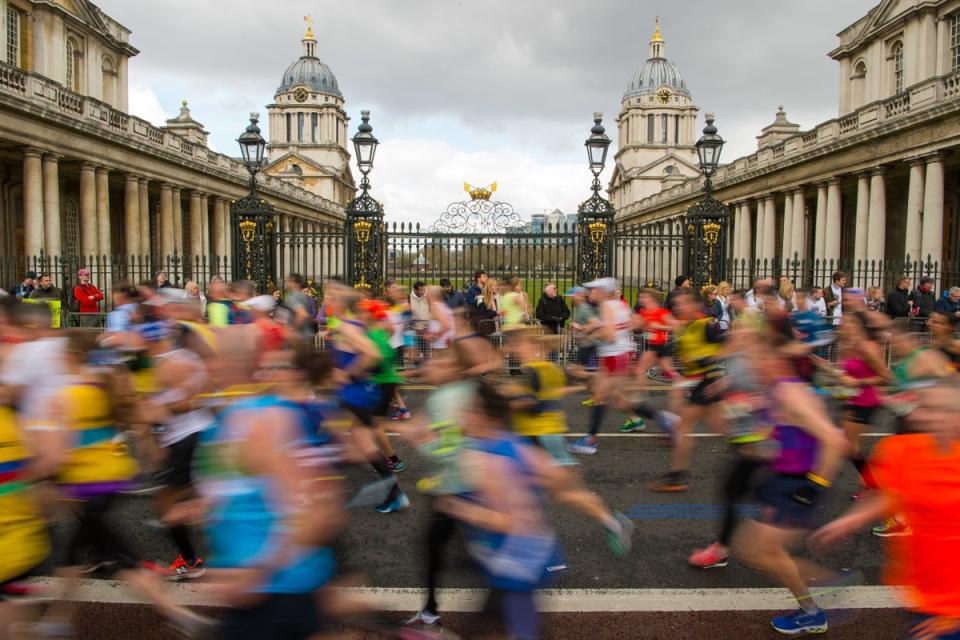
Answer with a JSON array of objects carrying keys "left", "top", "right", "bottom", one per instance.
[
  {"left": 868, "top": 434, "right": 960, "bottom": 617},
  {"left": 637, "top": 307, "right": 670, "bottom": 346}
]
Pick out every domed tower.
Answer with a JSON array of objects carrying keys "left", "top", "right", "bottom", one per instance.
[
  {"left": 263, "top": 17, "right": 354, "bottom": 206},
  {"left": 608, "top": 19, "right": 700, "bottom": 212}
]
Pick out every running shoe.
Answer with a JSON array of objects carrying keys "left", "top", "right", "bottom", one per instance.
[
  {"left": 376, "top": 492, "right": 411, "bottom": 514},
  {"left": 581, "top": 398, "right": 595, "bottom": 407},
  {"left": 648, "top": 472, "right": 689, "bottom": 492},
  {"left": 872, "top": 517, "right": 912, "bottom": 537},
  {"left": 617, "top": 418, "right": 646, "bottom": 433},
  {"left": 167, "top": 555, "right": 205, "bottom": 581},
  {"left": 688, "top": 542, "right": 729, "bottom": 569},
  {"left": 141, "top": 560, "right": 173, "bottom": 577},
  {"left": 568, "top": 436, "right": 598, "bottom": 455},
  {"left": 387, "top": 457, "right": 407, "bottom": 473},
  {"left": 406, "top": 609, "right": 441, "bottom": 627},
  {"left": 770, "top": 608, "right": 827, "bottom": 635},
  {"left": 391, "top": 408, "right": 412, "bottom": 421},
  {"left": 604, "top": 511, "right": 635, "bottom": 556},
  {"left": 78, "top": 559, "right": 116, "bottom": 575}
]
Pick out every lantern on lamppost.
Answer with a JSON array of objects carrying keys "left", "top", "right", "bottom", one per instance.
[
  {"left": 345, "top": 110, "right": 385, "bottom": 291},
  {"left": 230, "top": 112, "right": 276, "bottom": 292},
  {"left": 576, "top": 112, "right": 615, "bottom": 284},
  {"left": 685, "top": 113, "right": 729, "bottom": 286}
]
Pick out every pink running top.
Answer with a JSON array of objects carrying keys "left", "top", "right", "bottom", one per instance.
[{"left": 843, "top": 358, "right": 882, "bottom": 407}]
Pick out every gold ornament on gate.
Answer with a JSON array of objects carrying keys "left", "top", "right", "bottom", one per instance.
[
  {"left": 354, "top": 220, "right": 372, "bottom": 244},
  {"left": 704, "top": 221, "right": 721, "bottom": 246},
  {"left": 588, "top": 221, "right": 607, "bottom": 244},
  {"left": 239, "top": 219, "right": 257, "bottom": 243}
]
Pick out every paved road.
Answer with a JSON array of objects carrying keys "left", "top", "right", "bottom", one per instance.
[{"left": 29, "top": 389, "right": 907, "bottom": 638}]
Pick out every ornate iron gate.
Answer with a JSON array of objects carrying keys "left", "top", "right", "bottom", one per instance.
[{"left": 612, "top": 218, "right": 688, "bottom": 296}]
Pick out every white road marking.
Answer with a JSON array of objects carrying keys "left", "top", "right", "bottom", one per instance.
[{"left": 24, "top": 578, "right": 904, "bottom": 612}]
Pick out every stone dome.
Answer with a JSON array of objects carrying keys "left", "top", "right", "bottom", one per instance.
[
  {"left": 624, "top": 58, "right": 689, "bottom": 99},
  {"left": 278, "top": 56, "right": 342, "bottom": 97}
]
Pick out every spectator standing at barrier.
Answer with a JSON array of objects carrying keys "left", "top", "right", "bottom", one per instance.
[
  {"left": 155, "top": 271, "right": 172, "bottom": 290},
  {"left": 885, "top": 276, "right": 912, "bottom": 319},
  {"left": 283, "top": 273, "right": 316, "bottom": 340},
  {"left": 72, "top": 269, "right": 103, "bottom": 327},
  {"left": 465, "top": 269, "right": 487, "bottom": 306},
  {"left": 808, "top": 287, "right": 827, "bottom": 317},
  {"left": 934, "top": 286, "right": 960, "bottom": 320},
  {"left": 824, "top": 271, "right": 846, "bottom": 325},
  {"left": 865, "top": 286, "right": 885, "bottom": 313},
  {"left": 28, "top": 274, "right": 62, "bottom": 302},
  {"left": 535, "top": 283, "right": 569, "bottom": 335},
  {"left": 664, "top": 275, "right": 691, "bottom": 312},
  {"left": 184, "top": 281, "right": 207, "bottom": 318},
  {"left": 716, "top": 282, "right": 732, "bottom": 330},
  {"left": 474, "top": 278, "right": 500, "bottom": 336},
  {"left": 12, "top": 271, "right": 36, "bottom": 298},
  {"left": 439, "top": 278, "right": 466, "bottom": 309},
  {"left": 410, "top": 281, "right": 431, "bottom": 332},
  {"left": 910, "top": 276, "right": 937, "bottom": 319}
]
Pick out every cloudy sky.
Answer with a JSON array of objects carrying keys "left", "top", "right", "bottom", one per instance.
[{"left": 96, "top": 0, "right": 876, "bottom": 225}]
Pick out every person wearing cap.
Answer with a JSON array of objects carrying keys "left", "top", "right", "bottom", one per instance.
[
  {"left": 535, "top": 283, "right": 570, "bottom": 335},
  {"left": 665, "top": 275, "right": 692, "bottom": 313},
  {"left": 910, "top": 276, "right": 937, "bottom": 319},
  {"left": 12, "top": 271, "right": 37, "bottom": 298},
  {"left": 73, "top": 268, "right": 103, "bottom": 326}
]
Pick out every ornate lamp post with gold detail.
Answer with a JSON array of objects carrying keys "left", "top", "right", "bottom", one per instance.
[
  {"left": 345, "top": 110, "right": 384, "bottom": 291},
  {"left": 685, "top": 113, "right": 729, "bottom": 286},
  {"left": 231, "top": 112, "right": 276, "bottom": 292},
  {"left": 576, "top": 112, "right": 615, "bottom": 283}
]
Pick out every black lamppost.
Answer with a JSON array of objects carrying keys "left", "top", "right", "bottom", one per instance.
[
  {"left": 345, "top": 110, "right": 385, "bottom": 291},
  {"left": 685, "top": 113, "right": 729, "bottom": 286},
  {"left": 577, "top": 112, "right": 615, "bottom": 283},
  {"left": 231, "top": 112, "right": 276, "bottom": 292}
]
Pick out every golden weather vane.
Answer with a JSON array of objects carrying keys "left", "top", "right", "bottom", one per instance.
[{"left": 303, "top": 14, "right": 314, "bottom": 39}]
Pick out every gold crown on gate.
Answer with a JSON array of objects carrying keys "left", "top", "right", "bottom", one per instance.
[{"left": 464, "top": 181, "right": 497, "bottom": 201}]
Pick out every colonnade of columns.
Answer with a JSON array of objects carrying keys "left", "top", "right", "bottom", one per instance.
[{"left": 730, "top": 153, "right": 946, "bottom": 268}]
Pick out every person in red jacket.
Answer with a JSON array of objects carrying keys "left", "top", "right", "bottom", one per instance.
[{"left": 73, "top": 268, "right": 103, "bottom": 326}]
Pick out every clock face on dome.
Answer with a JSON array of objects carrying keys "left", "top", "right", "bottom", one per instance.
[
  {"left": 293, "top": 87, "right": 309, "bottom": 103},
  {"left": 656, "top": 88, "right": 673, "bottom": 104}
]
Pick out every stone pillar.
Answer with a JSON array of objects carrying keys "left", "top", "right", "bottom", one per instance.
[
  {"left": 123, "top": 175, "right": 140, "bottom": 255},
  {"left": 791, "top": 188, "right": 806, "bottom": 262},
  {"left": 189, "top": 190, "right": 203, "bottom": 258},
  {"left": 172, "top": 188, "right": 183, "bottom": 256},
  {"left": 159, "top": 184, "right": 174, "bottom": 257},
  {"left": 23, "top": 148, "right": 44, "bottom": 257},
  {"left": 138, "top": 178, "right": 150, "bottom": 257},
  {"left": 213, "top": 198, "right": 227, "bottom": 257},
  {"left": 781, "top": 192, "right": 794, "bottom": 262},
  {"left": 754, "top": 200, "right": 765, "bottom": 264},
  {"left": 921, "top": 153, "right": 945, "bottom": 268},
  {"left": 853, "top": 172, "right": 871, "bottom": 264},
  {"left": 42, "top": 153, "right": 61, "bottom": 257},
  {"left": 825, "top": 178, "right": 842, "bottom": 266},
  {"left": 762, "top": 195, "right": 777, "bottom": 266},
  {"left": 904, "top": 159, "right": 924, "bottom": 263},
  {"left": 79, "top": 163, "right": 97, "bottom": 257},
  {"left": 739, "top": 201, "right": 752, "bottom": 264},
  {"left": 200, "top": 194, "right": 210, "bottom": 258},
  {"left": 867, "top": 168, "right": 886, "bottom": 264},
  {"left": 222, "top": 198, "right": 233, "bottom": 262},
  {"left": 95, "top": 167, "right": 110, "bottom": 256},
  {"left": 814, "top": 183, "right": 828, "bottom": 260}
]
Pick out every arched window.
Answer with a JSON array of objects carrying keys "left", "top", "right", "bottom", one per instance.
[
  {"left": 851, "top": 60, "right": 867, "bottom": 109},
  {"left": 660, "top": 113, "right": 668, "bottom": 144},
  {"left": 891, "top": 41, "right": 904, "bottom": 94},
  {"left": 647, "top": 114, "right": 654, "bottom": 143},
  {"left": 65, "top": 37, "right": 81, "bottom": 91},
  {"left": 101, "top": 56, "right": 116, "bottom": 104}
]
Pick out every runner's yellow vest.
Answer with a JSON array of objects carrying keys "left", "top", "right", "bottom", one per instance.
[
  {"left": 58, "top": 382, "right": 137, "bottom": 487},
  {"left": 511, "top": 361, "right": 567, "bottom": 436}
]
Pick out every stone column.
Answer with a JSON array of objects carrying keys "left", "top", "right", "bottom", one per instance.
[
  {"left": 867, "top": 168, "right": 886, "bottom": 264},
  {"left": 739, "top": 201, "right": 752, "bottom": 264},
  {"left": 213, "top": 198, "right": 227, "bottom": 257},
  {"left": 853, "top": 172, "right": 871, "bottom": 264},
  {"left": 79, "top": 163, "right": 97, "bottom": 257},
  {"left": 172, "top": 188, "right": 183, "bottom": 256},
  {"left": 222, "top": 198, "right": 233, "bottom": 262},
  {"left": 95, "top": 167, "right": 110, "bottom": 256},
  {"left": 138, "top": 178, "right": 150, "bottom": 257},
  {"left": 781, "top": 192, "right": 794, "bottom": 262},
  {"left": 23, "top": 148, "right": 44, "bottom": 257},
  {"left": 189, "top": 191, "right": 203, "bottom": 258},
  {"left": 791, "top": 188, "right": 806, "bottom": 261},
  {"left": 763, "top": 195, "right": 777, "bottom": 266},
  {"left": 159, "top": 184, "right": 174, "bottom": 257},
  {"left": 42, "top": 153, "right": 61, "bottom": 257},
  {"left": 754, "top": 200, "right": 765, "bottom": 264},
  {"left": 921, "top": 153, "right": 945, "bottom": 268},
  {"left": 904, "top": 159, "right": 924, "bottom": 263},
  {"left": 200, "top": 194, "right": 210, "bottom": 258},
  {"left": 814, "top": 183, "right": 828, "bottom": 260},
  {"left": 123, "top": 175, "right": 140, "bottom": 256},
  {"left": 825, "top": 178, "right": 842, "bottom": 266}
]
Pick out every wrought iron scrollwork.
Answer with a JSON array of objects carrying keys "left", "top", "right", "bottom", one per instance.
[
  {"left": 231, "top": 189, "right": 276, "bottom": 293},
  {"left": 685, "top": 189, "right": 729, "bottom": 286},
  {"left": 345, "top": 176, "right": 385, "bottom": 291},
  {"left": 429, "top": 198, "right": 523, "bottom": 233},
  {"left": 576, "top": 177, "right": 615, "bottom": 283}
]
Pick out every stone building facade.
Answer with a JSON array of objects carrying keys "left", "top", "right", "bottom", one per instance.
[
  {"left": 614, "top": 0, "right": 960, "bottom": 287},
  {"left": 0, "top": 0, "right": 347, "bottom": 287}
]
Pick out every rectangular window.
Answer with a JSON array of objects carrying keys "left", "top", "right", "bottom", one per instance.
[
  {"left": 311, "top": 113, "right": 318, "bottom": 142},
  {"left": 674, "top": 115, "right": 680, "bottom": 144},
  {"left": 952, "top": 14, "right": 960, "bottom": 71},
  {"left": 647, "top": 114, "right": 654, "bottom": 143},
  {"left": 6, "top": 7, "right": 21, "bottom": 67},
  {"left": 297, "top": 113, "right": 304, "bottom": 142},
  {"left": 660, "top": 114, "right": 668, "bottom": 144},
  {"left": 285, "top": 114, "right": 292, "bottom": 142}
]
